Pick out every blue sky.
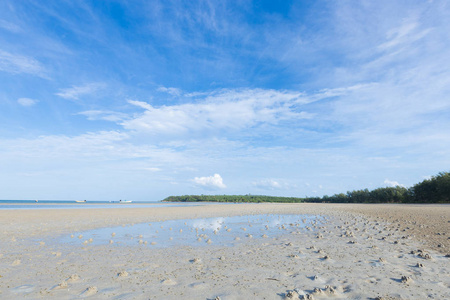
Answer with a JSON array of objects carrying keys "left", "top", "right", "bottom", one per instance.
[{"left": 1, "top": 0, "right": 449, "bottom": 201}]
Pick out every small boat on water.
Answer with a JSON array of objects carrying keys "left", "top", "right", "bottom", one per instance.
[
  {"left": 75, "top": 200, "right": 87, "bottom": 203},
  {"left": 119, "top": 199, "right": 132, "bottom": 203}
]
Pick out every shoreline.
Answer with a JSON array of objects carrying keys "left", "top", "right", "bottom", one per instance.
[
  {"left": 0, "top": 203, "right": 448, "bottom": 253},
  {"left": 0, "top": 203, "right": 448, "bottom": 299}
]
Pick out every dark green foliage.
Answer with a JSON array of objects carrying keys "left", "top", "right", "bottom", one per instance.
[
  {"left": 410, "top": 172, "right": 450, "bottom": 203},
  {"left": 163, "top": 171, "right": 450, "bottom": 204},
  {"left": 162, "top": 195, "right": 306, "bottom": 203}
]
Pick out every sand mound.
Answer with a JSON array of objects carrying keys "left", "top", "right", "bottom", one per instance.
[
  {"left": 67, "top": 274, "right": 80, "bottom": 281},
  {"left": 161, "top": 278, "right": 177, "bottom": 285},
  {"left": 81, "top": 286, "right": 98, "bottom": 297},
  {"left": 117, "top": 270, "right": 129, "bottom": 277}
]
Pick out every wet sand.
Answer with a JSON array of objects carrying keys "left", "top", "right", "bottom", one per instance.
[{"left": 0, "top": 203, "right": 448, "bottom": 299}]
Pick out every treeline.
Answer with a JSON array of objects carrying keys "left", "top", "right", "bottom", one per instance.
[
  {"left": 163, "top": 171, "right": 450, "bottom": 204},
  {"left": 163, "top": 194, "right": 306, "bottom": 203}
]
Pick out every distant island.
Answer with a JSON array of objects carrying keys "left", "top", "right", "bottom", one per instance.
[{"left": 163, "top": 171, "right": 450, "bottom": 204}]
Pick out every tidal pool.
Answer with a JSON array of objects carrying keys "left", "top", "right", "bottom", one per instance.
[{"left": 61, "top": 214, "right": 324, "bottom": 248}]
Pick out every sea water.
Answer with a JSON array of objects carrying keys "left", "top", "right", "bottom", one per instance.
[
  {"left": 0, "top": 201, "right": 205, "bottom": 210},
  {"left": 60, "top": 214, "right": 324, "bottom": 248}
]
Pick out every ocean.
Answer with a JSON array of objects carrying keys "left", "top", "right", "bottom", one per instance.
[{"left": 0, "top": 200, "right": 204, "bottom": 210}]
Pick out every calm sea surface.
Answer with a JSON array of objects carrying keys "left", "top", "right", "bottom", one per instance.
[{"left": 0, "top": 200, "right": 207, "bottom": 210}]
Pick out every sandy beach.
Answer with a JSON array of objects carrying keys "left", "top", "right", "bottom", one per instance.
[{"left": 0, "top": 203, "right": 448, "bottom": 299}]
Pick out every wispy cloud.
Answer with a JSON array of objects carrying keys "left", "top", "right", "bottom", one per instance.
[
  {"left": 78, "top": 110, "right": 128, "bottom": 122},
  {"left": 157, "top": 86, "right": 182, "bottom": 96},
  {"left": 193, "top": 174, "right": 226, "bottom": 189},
  {"left": 17, "top": 97, "right": 38, "bottom": 107},
  {"left": 123, "top": 89, "right": 312, "bottom": 137},
  {"left": 56, "top": 83, "right": 106, "bottom": 100},
  {"left": 0, "top": 19, "right": 21, "bottom": 33},
  {"left": 0, "top": 50, "right": 46, "bottom": 77},
  {"left": 252, "top": 179, "right": 291, "bottom": 190}
]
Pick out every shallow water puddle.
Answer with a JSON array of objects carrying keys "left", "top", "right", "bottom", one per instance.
[
  {"left": 60, "top": 214, "right": 324, "bottom": 248},
  {"left": 11, "top": 285, "right": 35, "bottom": 294}
]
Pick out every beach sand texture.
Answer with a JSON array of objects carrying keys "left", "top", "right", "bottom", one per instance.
[{"left": 0, "top": 203, "right": 448, "bottom": 299}]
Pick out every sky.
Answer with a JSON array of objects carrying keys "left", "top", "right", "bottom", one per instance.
[{"left": 0, "top": 0, "right": 449, "bottom": 201}]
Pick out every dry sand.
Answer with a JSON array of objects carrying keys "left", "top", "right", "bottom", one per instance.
[{"left": 0, "top": 203, "right": 448, "bottom": 299}]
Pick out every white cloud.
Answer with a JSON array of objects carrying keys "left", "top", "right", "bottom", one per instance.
[
  {"left": 78, "top": 110, "right": 128, "bottom": 122},
  {"left": 157, "top": 86, "right": 182, "bottom": 96},
  {"left": 56, "top": 83, "right": 105, "bottom": 100},
  {"left": 123, "top": 89, "right": 312, "bottom": 136},
  {"left": 193, "top": 173, "right": 226, "bottom": 189},
  {"left": 0, "top": 50, "right": 46, "bottom": 77},
  {"left": 252, "top": 179, "right": 295, "bottom": 191},
  {"left": 253, "top": 179, "right": 282, "bottom": 190},
  {"left": 378, "top": 20, "right": 430, "bottom": 51},
  {"left": 17, "top": 97, "right": 38, "bottom": 107},
  {"left": 127, "top": 100, "right": 153, "bottom": 110},
  {"left": 384, "top": 179, "right": 406, "bottom": 188}
]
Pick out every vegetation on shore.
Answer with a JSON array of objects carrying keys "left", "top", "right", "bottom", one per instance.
[{"left": 163, "top": 171, "right": 450, "bottom": 204}]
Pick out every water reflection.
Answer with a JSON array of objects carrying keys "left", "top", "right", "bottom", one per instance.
[{"left": 61, "top": 214, "right": 323, "bottom": 248}]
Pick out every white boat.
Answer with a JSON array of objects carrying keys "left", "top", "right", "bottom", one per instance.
[
  {"left": 119, "top": 199, "right": 132, "bottom": 203},
  {"left": 75, "top": 200, "right": 87, "bottom": 203}
]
